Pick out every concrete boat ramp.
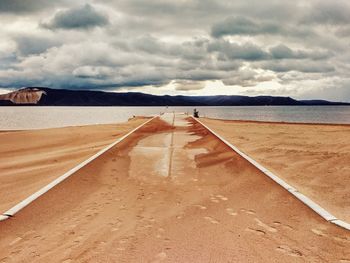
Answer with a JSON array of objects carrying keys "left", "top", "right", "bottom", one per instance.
[{"left": 0, "top": 113, "right": 349, "bottom": 262}]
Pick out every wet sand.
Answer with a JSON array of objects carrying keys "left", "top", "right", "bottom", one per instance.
[
  {"left": 0, "top": 117, "right": 148, "bottom": 214},
  {"left": 0, "top": 114, "right": 349, "bottom": 262},
  {"left": 201, "top": 118, "right": 350, "bottom": 223}
]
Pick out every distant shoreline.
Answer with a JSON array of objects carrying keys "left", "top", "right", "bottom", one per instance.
[
  {"left": 201, "top": 116, "right": 350, "bottom": 127},
  {"left": 1, "top": 105, "right": 350, "bottom": 130},
  {"left": 1, "top": 115, "right": 350, "bottom": 132},
  {"left": 2, "top": 103, "right": 349, "bottom": 107},
  {"left": 1, "top": 87, "right": 349, "bottom": 106}
]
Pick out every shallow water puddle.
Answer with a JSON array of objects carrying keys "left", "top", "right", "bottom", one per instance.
[{"left": 128, "top": 114, "right": 207, "bottom": 179}]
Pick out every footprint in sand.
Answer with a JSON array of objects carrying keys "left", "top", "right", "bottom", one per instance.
[
  {"left": 273, "top": 221, "right": 293, "bottom": 231},
  {"left": 74, "top": 236, "right": 84, "bottom": 243},
  {"left": 193, "top": 204, "right": 207, "bottom": 210},
  {"left": 204, "top": 216, "right": 219, "bottom": 224},
  {"left": 156, "top": 228, "right": 165, "bottom": 238},
  {"left": 22, "top": 230, "right": 37, "bottom": 240},
  {"left": 311, "top": 228, "right": 327, "bottom": 237},
  {"left": 152, "top": 252, "right": 167, "bottom": 263},
  {"left": 211, "top": 199, "right": 219, "bottom": 203},
  {"left": 282, "top": 225, "right": 293, "bottom": 230},
  {"left": 136, "top": 215, "right": 144, "bottom": 221},
  {"left": 9, "top": 237, "right": 22, "bottom": 246},
  {"left": 226, "top": 208, "right": 237, "bottom": 216},
  {"left": 245, "top": 227, "right": 266, "bottom": 236},
  {"left": 240, "top": 208, "right": 256, "bottom": 215},
  {"left": 10, "top": 249, "right": 22, "bottom": 256},
  {"left": 216, "top": 194, "right": 228, "bottom": 201},
  {"left": 276, "top": 245, "right": 303, "bottom": 257},
  {"left": 333, "top": 236, "right": 350, "bottom": 243},
  {"left": 254, "top": 218, "right": 277, "bottom": 233}
]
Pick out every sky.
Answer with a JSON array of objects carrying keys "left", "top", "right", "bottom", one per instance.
[{"left": 0, "top": 0, "right": 350, "bottom": 101}]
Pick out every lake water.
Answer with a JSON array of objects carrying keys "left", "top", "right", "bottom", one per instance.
[{"left": 0, "top": 106, "right": 349, "bottom": 130}]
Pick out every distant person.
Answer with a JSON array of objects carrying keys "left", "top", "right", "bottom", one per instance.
[{"left": 193, "top": 108, "right": 199, "bottom": 118}]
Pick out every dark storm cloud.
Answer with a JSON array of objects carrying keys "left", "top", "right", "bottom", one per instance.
[
  {"left": 270, "top": 45, "right": 302, "bottom": 59},
  {"left": 0, "top": 0, "right": 66, "bottom": 13},
  {"left": 211, "top": 16, "right": 280, "bottom": 38},
  {"left": 261, "top": 60, "right": 335, "bottom": 73},
  {"left": 269, "top": 44, "right": 330, "bottom": 60},
  {"left": 0, "top": 54, "right": 18, "bottom": 70},
  {"left": 207, "top": 41, "right": 329, "bottom": 62},
  {"left": 211, "top": 16, "right": 316, "bottom": 39},
  {"left": 72, "top": 66, "right": 114, "bottom": 79},
  {"left": 301, "top": 1, "right": 350, "bottom": 25},
  {"left": 107, "top": 0, "right": 228, "bottom": 20},
  {"left": 208, "top": 40, "right": 269, "bottom": 61},
  {"left": 14, "top": 35, "right": 60, "bottom": 56},
  {"left": 42, "top": 4, "right": 109, "bottom": 30}
]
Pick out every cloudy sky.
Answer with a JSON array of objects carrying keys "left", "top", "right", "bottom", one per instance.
[{"left": 0, "top": 0, "right": 350, "bottom": 101}]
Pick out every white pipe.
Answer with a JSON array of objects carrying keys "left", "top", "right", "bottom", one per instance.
[
  {"left": 1, "top": 116, "right": 157, "bottom": 220},
  {"left": 331, "top": 219, "right": 350, "bottom": 230},
  {"left": 191, "top": 116, "right": 350, "bottom": 231},
  {"left": 0, "top": 215, "right": 9, "bottom": 222}
]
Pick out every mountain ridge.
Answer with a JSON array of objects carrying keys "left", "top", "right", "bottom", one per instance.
[{"left": 0, "top": 87, "right": 349, "bottom": 106}]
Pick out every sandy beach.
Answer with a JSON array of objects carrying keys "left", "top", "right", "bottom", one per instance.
[
  {"left": 201, "top": 118, "right": 350, "bottom": 222},
  {"left": 0, "top": 114, "right": 349, "bottom": 262},
  {"left": 0, "top": 117, "right": 149, "bottom": 214},
  {"left": 2, "top": 0, "right": 350, "bottom": 261}
]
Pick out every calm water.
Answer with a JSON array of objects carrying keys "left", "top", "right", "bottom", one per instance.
[{"left": 0, "top": 106, "right": 349, "bottom": 130}]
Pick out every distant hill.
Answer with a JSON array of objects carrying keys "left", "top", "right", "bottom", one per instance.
[
  {"left": 0, "top": 88, "right": 46, "bottom": 105},
  {"left": 0, "top": 87, "right": 349, "bottom": 106}
]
